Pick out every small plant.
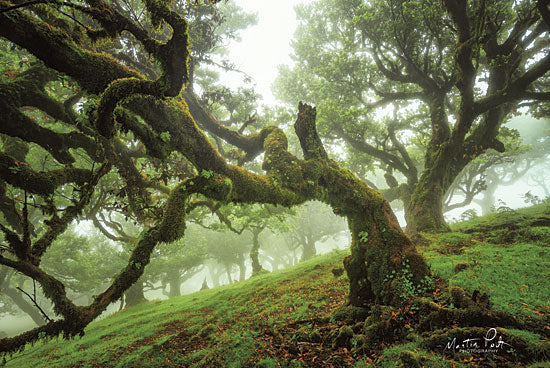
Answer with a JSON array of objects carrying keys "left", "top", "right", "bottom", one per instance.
[
  {"left": 358, "top": 231, "right": 369, "bottom": 243},
  {"left": 200, "top": 169, "right": 214, "bottom": 179},
  {"left": 384, "top": 259, "right": 434, "bottom": 301},
  {"left": 159, "top": 131, "right": 171, "bottom": 143},
  {"left": 523, "top": 191, "right": 542, "bottom": 205},
  {"left": 492, "top": 199, "right": 514, "bottom": 213},
  {"left": 383, "top": 269, "right": 397, "bottom": 282},
  {"left": 506, "top": 347, "right": 518, "bottom": 358},
  {"left": 8, "top": 165, "right": 22, "bottom": 174},
  {"left": 459, "top": 208, "right": 478, "bottom": 221}
]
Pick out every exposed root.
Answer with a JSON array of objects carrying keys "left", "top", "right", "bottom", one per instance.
[{"left": 329, "top": 285, "right": 550, "bottom": 366}]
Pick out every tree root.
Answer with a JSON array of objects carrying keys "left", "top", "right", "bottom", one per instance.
[{"left": 331, "top": 285, "right": 550, "bottom": 366}]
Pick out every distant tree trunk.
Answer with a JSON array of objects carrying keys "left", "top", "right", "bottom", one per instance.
[
  {"left": 476, "top": 186, "right": 496, "bottom": 216},
  {"left": 405, "top": 95, "right": 466, "bottom": 235},
  {"left": 124, "top": 281, "right": 146, "bottom": 307},
  {"left": 300, "top": 236, "right": 316, "bottom": 261},
  {"left": 237, "top": 255, "right": 246, "bottom": 282},
  {"left": 291, "top": 253, "right": 298, "bottom": 266},
  {"left": 267, "top": 258, "right": 278, "bottom": 272},
  {"left": 3, "top": 287, "right": 46, "bottom": 327},
  {"left": 166, "top": 271, "right": 182, "bottom": 297},
  {"left": 225, "top": 265, "right": 233, "bottom": 284},
  {"left": 250, "top": 229, "right": 265, "bottom": 275},
  {"left": 208, "top": 266, "right": 222, "bottom": 288},
  {"left": 406, "top": 177, "right": 450, "bottom": 234}
]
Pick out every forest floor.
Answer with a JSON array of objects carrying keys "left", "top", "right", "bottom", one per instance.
[{"left": 3, "top": 204, "right": 550, "bottom": 368}]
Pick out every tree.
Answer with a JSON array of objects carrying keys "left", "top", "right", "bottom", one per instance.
[
  {"left": 0, "top": 1, "right": 429, "bottom": 353},
  {"left": 148, "top": 238, "right": 205, "bottom": 298},
  {"left": 442, "top": 127, "right": 530, "bottom": 214},
  {"left": 274, "top": 0, "right": 550, "bottom": 233},
  {"left": 41, "top": 229, "right": 125, "bottom": 304},
  {"left": 285, "top": 201, "right": 347, "bottom": 261},
  {"left": 443, "top": 116, "right": 550, "bottom": 214},
  {"left": 208, "top": 203, "right": 291, "bottom": 275},
  {"left": 258, "top": 231, "right": 300, "bottom": 271},
  {"left": 6, "top": 0, "right": 547, "bottom": 357}
]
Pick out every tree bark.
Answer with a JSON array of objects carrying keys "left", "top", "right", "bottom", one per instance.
[{"left": 406, "top": 173, "right": 451, "bottom": 234}]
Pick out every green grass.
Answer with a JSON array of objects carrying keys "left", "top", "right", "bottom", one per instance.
[
  {"left": 4, "top": 204, "right": 550, "bottom": 367},
  {"left": 5, "top": 251, "right": 350, "bottom": 368},
  {"left": 420, "top": 204, "right": 550, "bottom": 321}
]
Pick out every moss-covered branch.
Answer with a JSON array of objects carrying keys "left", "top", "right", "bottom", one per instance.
[
  {"left": 294, "top": 102, "right": 328, "bottom": 160},
  {"left": 0, "top": 5, "right": 141, "bottom": 94},
  {"left": 0, "top": 65, "right": 103, "bottom": 163},
  {"left": 0, "top": 153, "right": 93, "bottom": 195},
  {"left": 182, "top": 89, "right": 275, "bottom": 161},
  {"left": 473, "top": 52, "right": 550, "bottom": 115}
]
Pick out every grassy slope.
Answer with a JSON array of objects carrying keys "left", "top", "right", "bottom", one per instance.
[{"left": 4, "top": 205, "right": 550, "bottom": 368}]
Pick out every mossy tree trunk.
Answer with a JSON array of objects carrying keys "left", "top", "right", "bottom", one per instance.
[
  {"left": 290, "top": 104, "right": 431, "bottom": 307},
  {"left": 406, "top": 170, "right": 453, "bottom": 235}
]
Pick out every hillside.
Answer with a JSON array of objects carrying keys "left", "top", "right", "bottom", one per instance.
[{"left": 3, "top": 205, "right": 550, "bottom": 368}]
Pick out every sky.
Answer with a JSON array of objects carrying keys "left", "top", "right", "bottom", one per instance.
[{"left": 219, "top": 0, "right": 312, "bottom": 106}]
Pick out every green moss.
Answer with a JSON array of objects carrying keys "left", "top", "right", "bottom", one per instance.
[
  {"left": 398, "top": 350, "right": 425, "bottom": 368},
  {"left": 333, "top": 325, "right": 354, "bottom": 348},
  {"left": 332, "top": 305, "right": 369, "bottom": 323}
]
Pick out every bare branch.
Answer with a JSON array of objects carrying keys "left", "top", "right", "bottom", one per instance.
[{"left": 16, "top": 285, "right": 52, "bottom": 323}]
